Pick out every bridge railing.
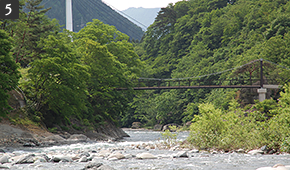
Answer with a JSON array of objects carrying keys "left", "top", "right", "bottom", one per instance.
[{"left": 134, "top": 77, "right": 268, "bottom": 88}]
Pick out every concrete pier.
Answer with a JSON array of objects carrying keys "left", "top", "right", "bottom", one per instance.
[{"left": 257, "top": 88, "right": 267, "bottom": 102}]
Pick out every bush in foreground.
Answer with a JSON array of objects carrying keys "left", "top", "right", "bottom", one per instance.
[{"left": 188, "top": 84, "right": 290, "bottom": 152}]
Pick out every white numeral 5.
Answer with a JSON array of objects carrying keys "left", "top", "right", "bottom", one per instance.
[{"left": 5, "top": 4, "right": 12, "bottom": 16}]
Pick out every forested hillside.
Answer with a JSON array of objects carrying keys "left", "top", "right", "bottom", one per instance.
[
  {"left": 123, "top": 0, "right": 290, "bottom": 128},
  {"left": 40, "top": 0, "right": 144, "bottom": 40}
]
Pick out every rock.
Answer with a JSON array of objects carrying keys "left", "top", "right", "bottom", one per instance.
[
  {"left": 92, "top": 157, "right": 104, "bottom": 162},
  {"left": 157, "top": 154, "right": 171, "bottom": 158},
  {"left": 33, "top": 156, "right": 47, "bottom": 163},
  {"left": 0, "top": 165, "right": 9, "bottom": 169},
  {"left": 261, "top": 145, "right": 267, "bottom": 152},
  {"left": 107, "top": 153, "right": 125, "bottom": 160},
  {"left": 108, "top": 157, "right": 118, "bottom": 161},
  {"left": 189, "top": 149, "right": 199, "bottom": 153},
  {"left": 211, "top": 151, "right": 218, "bottom": 154},
  {"left": 52, "top": 156, "right": 73, "bottom": 162},
  {"left": 97, "top": 150, "right": 111, "bottom": 157},
  {"left": 136, "top": 153, "right": 157, "bottom": 159},
  {"left": 23, "top": 142, "right": 36, "bottom": 147},
  {"left": 72, "top": 155, "right": 80, "bottom": 161},
  {"left": 131, "top": 122, "right": 142, "bottom": 129},
  {"left": 67, "top": 134, "right": 89, "bottom": 143},
  {"left": 236, "top": 149, "right": 245, "bottom": 153},
  {"left": 79, "top": 156, "right": 88, "bottom": 162},
  {"left": 269, "top": 149, "right": 277, "bottom": 154},
  {"left": 200, "top": 150, "right": 210, "bottom": 154},
  {"left": 41, "top": 135, "right": 67, "bottom": 145},
  {"left": 52, "top": 156, "right": 61, "bottom": 162},
  {"left": 86, "top": 156, "right": 93, "bottom": 161},
  {"left": 37, "top": 154, "right": 50, "bottom": 162},
  {"left": 0, "top": 155, "right": 9, "bottom": 164},
  {"left": 169, "top": 145, "right": 180, "bottom": 151},
  {"left": 153, "top": 124, "right": 163, "bottom": 131},
  {"left": 15, "top": 154, "right": 35, "bottom": 164},
  {"left": 173, "top": 151, "right": 188, "bottom": 158},
  {"left": 80, "top": 152, "right": 90, "bottom": 157},
  {"left": 0, "top": 148, "right": 6, "bottom": 153},
  {"left": 273, "top": 164, "right": 285, "bottom": 168},
  {"left": 256, "top": 164, "right": 290, "bottom": 170},
  {"left": 145, "top": 146, "right": 151, "bottom": 150},
  {"left": 124, "top": 154, "right": 132, "bottom": 159},
  {"left": 248, "top": 149, "right": 264, "bottom": 155},
  {"left": 83, "top": 162, "right": 103, "bottom": 170},
  {"left": 97, "top": 165, "right": 116, "bottom": 170}
]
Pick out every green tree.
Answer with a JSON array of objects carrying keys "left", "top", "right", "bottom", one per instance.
[
  {"left": 0, "top": 29, "right": 20, "bottom": 116},
  {"left": 1, "top": 0, "right": 60, "bottom": 66},
  {"left": 23, "top": 32, "right": 89, "bottom": 126},
  {"left": 74, "top": 19, "right": 142, "bottom": 123}
]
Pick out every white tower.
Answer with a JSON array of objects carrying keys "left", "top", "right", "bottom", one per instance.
[{"left": 66, "top": 0, "right": 73, "bottom": 31}]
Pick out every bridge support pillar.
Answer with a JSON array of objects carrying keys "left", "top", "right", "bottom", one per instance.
[{"left": 257, "top": 88, "right": 267, "bottom": 102}]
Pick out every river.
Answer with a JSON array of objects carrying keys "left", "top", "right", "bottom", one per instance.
[{"left": 3, "top": 129, "right": 290, "bottom": 170}]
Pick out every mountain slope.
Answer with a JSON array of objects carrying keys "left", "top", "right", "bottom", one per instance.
[
  {"left": 41, "top": 0, "right": 144, "bottom": 40},
  {"left": 121, "top": 7, "right": 160, "bottom": 30}
]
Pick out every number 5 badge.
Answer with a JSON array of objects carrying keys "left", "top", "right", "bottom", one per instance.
[{"left": 0, "top": 0, "right": 19, "bottom": 19}]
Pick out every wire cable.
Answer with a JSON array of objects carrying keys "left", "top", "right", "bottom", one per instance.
[
  {"left": 85, "top": 0, "right": 144, "bottom": 39},
  {"left": 91, "top": 0, "right": 144, "bottom": 38},
  {"left": 263, "top": 59, "right": 290, "bottom": 70},
  {"left": 102, "top": 0, "right": 148, "bottom": 30}
]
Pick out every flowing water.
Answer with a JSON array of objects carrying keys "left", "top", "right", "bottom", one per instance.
[{"left": 5, "top": 130, "right": 290, "bottom": 170}]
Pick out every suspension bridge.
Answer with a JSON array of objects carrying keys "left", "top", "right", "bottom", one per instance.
[{"left": 117, "top": 59, "right": 289, "bottom": 101}]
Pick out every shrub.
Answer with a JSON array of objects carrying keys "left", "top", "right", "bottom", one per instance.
[
  {"left": 48, "top": 127, "right": 57, "bottom": 133},
  {"left": 188, "top": 103, "right": 225, "bottom": 149},
  {"left": 161, "top": 126, "right": 178, "bottom": 147},
  {"left": 253, "top": 99, "right": 278, "bottom": 118},
  {"left": 72, "top": 124, "right": 83, "bottom": 131},
  {"left": 188, "top": 100, "right": 267, "bottom": 150},
  {"left": 83, "top": 119, "right": 91, "bottom": 126},
  {"left": 60, "top": 125, "right": 69, "bottom": 131},
  {"left": 265, "top": 84, "right": 290, "bottom": 150}
]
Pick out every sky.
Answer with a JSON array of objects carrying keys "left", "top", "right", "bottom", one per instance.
[{"left": 102, "top": 0, "right": 182, "bottom": 11}]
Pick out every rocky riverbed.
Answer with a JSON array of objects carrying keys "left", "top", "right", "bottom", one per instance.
[
  {"left": 1, "top": 137, "right": 290, "bottom": 170},
  {"left": 0, "top": 126, "right": 290, "bottom": 170}
]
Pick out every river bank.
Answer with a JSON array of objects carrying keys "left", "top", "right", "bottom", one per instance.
[
  {"left": 0, "top": 129, "right": 289, "bottom": 170},
  {"left": 0, "top": 121, "right": 129, "bottom": 148}
]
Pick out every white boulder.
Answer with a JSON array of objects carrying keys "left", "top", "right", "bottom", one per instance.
[{"left": 136, "top": 153, "right": 157, "bottom": 159}]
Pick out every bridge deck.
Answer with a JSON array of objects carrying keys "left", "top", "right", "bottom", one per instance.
[{"left": 117, "top": 85, "right": 262, "bottom": 90}]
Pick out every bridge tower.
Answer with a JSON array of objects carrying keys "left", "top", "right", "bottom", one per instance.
[
  {"left": 257, "top": 59, "right": 281, "bottom": 102},
  {"left": 66, "top": 0, "right": 73, "bottom": 31},
  {"left": 257, "top": 59, "right": 266, "bottom": 102}
]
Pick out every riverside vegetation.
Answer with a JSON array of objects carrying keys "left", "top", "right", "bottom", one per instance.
[{"left": 2, "top": 0, "right": 290, "bottom": 155}]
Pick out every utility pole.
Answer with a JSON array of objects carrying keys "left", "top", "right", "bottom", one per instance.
[{"left": 66, "top": 0, "right": 73, "bottom": 31}]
